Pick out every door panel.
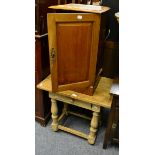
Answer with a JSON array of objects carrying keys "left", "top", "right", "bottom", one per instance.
[
  {"left": 57, "top": 22, "right": 92, "bottom": 85},
  {"left": 47, "top": 13, "right": 100, "bottom": 95}
]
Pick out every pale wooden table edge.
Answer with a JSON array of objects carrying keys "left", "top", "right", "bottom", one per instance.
[{"left": 37, "top": 74, "right": 113, "bottom": 109}]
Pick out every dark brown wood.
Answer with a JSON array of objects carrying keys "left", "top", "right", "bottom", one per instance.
[
  {"left": 35, "top": 35, "right": 51, "bottom": 126},
  {"left": 35, "top": 0, "right": 60, "bottom": 126},
  {"left": 81, "top": 0, "right": 88, "bottom": 4},
  {"left": 35, "top": 0, "right": 58, "bottom": 35},
  {"left": 44, "top": 1, "right": 96, "bottom": 27},
  {"left": 103, "top": 80, "right": 119, "bottom": 149},
  {"left": 61, "top": 0, "right": 89, "bottom": 4},
  {"left": 101, "top": 41, "right": 119, "bottom": 78},
  {"left": 36, "top": 0, "right": 85, "bottom": 126}
]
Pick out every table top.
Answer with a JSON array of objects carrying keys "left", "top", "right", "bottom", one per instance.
[
  {"left": 48, "top": 3, "right": 110, "bottom": 14},
  {"left": 37, "top": 75, "right": 113, "bottom": 109}
]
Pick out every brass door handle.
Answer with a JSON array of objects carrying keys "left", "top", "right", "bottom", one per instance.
[{"left": 50, "top": 48, "right": 55, "bottom": 60}]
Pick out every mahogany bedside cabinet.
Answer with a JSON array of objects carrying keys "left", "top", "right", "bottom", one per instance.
[{"left": 47, "top": 4, "right": 110, "bottom": 95}]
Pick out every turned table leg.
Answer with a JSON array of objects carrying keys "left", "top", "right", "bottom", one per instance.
[
  {"left": 51, "top": 98, "right": 58, "bottom": 131},
  {"left": 88, "top": 111, "right": 99, "bottom": 144},
  {"left": 63, "top": 103, "right": 68, "bottom": 116}
]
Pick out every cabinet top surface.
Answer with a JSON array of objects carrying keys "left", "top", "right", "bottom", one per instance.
[
  {"left": 37, "top": 75, "right": 113, "bottom": 109},
  {"left": 48, "top": 3, "right": 110, "bottom": 14}
]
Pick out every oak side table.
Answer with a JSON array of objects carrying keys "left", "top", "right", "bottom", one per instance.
[{"left": 37, "top": 75, "right": 113, "bottom": 144}]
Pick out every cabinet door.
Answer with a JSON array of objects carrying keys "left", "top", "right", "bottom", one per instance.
[{"left": 47, "top": 13, "right": 100, "bottom": 95}]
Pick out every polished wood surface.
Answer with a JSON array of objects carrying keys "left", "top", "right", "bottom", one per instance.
[
  {"left": 57, "top": 22, "right": 92, "bottom": 85},
  {"left": 48, "top": 3, "right": 110, "bottom": 14},
  {"left": 35, "top": 35, "right": 51, "bottom": 126},
  {"left": 47, "top": 13, "right": 101, "bottom": 95},
  {"left": 37, "top": 75, "right": 113, "bottom": 109},
  {"left": 47, "top": 4, "right": 110, "bottom": 95}
]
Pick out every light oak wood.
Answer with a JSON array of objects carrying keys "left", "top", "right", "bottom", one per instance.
[
  {"left": 58, "top": 111, "right": 66, "bottom": 122},
  {"left": 37, "top": 75, "right": 113, "bottom": 109},
  {"left": 50, "top": 93, "right": 93, "bottom": 111},
  {"left": 37, "top": 75, "right": 113, "bottom": 144},
  {"left": 48, "top": 3, "right": 110, "bottom": 14},
  {"left": 88, "top": 111, "right": 99, "bottom": 144},
  {"left": 63, "top": 103, "right": 68, "bottom": 115},
  {"left": 68, "top": 111, "right": 91, "bottom": 120},
  {"left": 58, "top": 125, "right": 88, "bottom": 139},
  {"left": 51, "top": 99, "right": 59, "bottom": 131}
]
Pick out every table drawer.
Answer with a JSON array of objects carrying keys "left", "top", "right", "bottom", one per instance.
[{"left": 50, "top": 93, "right": 92, "bottom": 110}]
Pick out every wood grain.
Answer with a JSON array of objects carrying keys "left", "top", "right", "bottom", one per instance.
[
  {"left": 48, "top": 3, "right": 110, "bottom": 14},
  {"left": 47, "top": 13, "right": 101, "bottom": 95},
  {"left": 56, "top": 22, "right": 92, "bottom": 85},
  {"left": 37, "top": 74, "right": 113, "bottom": 109},
  {"left": 58, "top": 125, "right": 88, "bottom": 139}
]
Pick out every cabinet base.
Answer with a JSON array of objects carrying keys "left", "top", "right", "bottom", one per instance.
[{"left": 35, "top": 112, "right": 51, "bottom": 127}]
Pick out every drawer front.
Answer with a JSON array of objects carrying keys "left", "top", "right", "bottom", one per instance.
[{"left": 49, "top": 93, "right": 92, "bottom": 110}]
